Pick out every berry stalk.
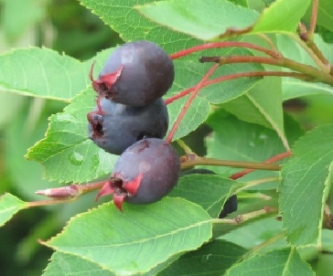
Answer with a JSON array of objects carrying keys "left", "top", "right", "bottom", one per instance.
[
  {"left": 164, "top": 71, "right": 310, "bottom": 105},
  {"left": 170, "top": 41, "right": 281, "bottom": 60},
  {"left": 309, "top": 0, "right": 319, "bottom": 39},
  {"left": 200, "top": 55, "right": 333, "bottom": 85},
  {"left": 180, "top": 156, "right": 280, "bottom": 171},
  {"left": 213, "top": 206, "right": 278, "bottom": 225},
  {"left": 297, "top": 23, "right": 331, "bottom": 74},
  {"left": 165, "top": 63, "right": 220, "bottom": 143},
  {"left": 29, "top": 180, "right": 107, "bottom": 208},
  {"left": 230, "top": 151, "right": 292, "bottom": 180}
]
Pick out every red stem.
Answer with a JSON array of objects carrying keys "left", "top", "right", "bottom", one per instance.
[
  {"left": 165, "top": 71, "right": 309, "bottom": 105},
  {"left": 200, "top": 55, "right": 283, "bottom": 66},
  {"left": 165, "top": 64, "right": 220, "bottom": 143},
  {"left": 230, "top": 151, "right": 292, "bottom": 180},
  {"left": 201, "top": 55, "right": 333, "bottom": 85},
  {"left": 170, "top": 42, "right": 281, "bottom": 59},
  {"left": 309, "top": 0, "right": 318, "bottom": 38},
  {"left": 80, "top": 180, "right": 106, "bottom": 194}
]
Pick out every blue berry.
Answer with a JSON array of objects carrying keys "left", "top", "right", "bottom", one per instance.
[
  {"left": 88, "top": 97, "right": 169, "bottom": 155},
  {"left": 96, "top": 138, "right": 180, "bottom": 210},
  {"left": 90, "top": 41, "right": 174, "bottom": 106}
]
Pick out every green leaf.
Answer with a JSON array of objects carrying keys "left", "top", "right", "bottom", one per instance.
[
  {"left": 136, "top": 0, "right": 259, "bottom": 40},
  {"left": 222, "top": 76, "right": 289, "bottom": 150},
  {"left": 279, "top": 124, "right": 333, "bottom": 246},
  {"left": 232, "top": 0, "right": 248, "bottom": 7},
  {"left": 322, "top": 229, "right": 333, "bottom": 252},
  {"left": 167, "top": 96, "right": 211, "bottom": 141},
  {"left": 223, "top": 216, "right": 286, "bottom": 250},
  {"left": 43, "top": 252, "right": 114, "bottom": 276},
  {"left": 170, "top": 174, "right": 240, "bottom": 217},
  {"left": 158, "top": 240, "right": 246, "bottom": 276},
  {"left": 26, "top": 89, "right": 117, "bottom": 183},
  {"left": 0, "top": 47, "right": 90, "bottom": 101},
  {"left": 79, "top": 0, "right": 200, "bottom": 52},
  {"left": 44, "top": 198, "right": 212, "bottom": 275},
  {"left": 316, "top": 26, "right": 333, "bottom": 44},
  {"left": 282, "top": 79, "right": 333, "bottom": 100},
  {"left": 197, "top": 62, "right": 263, "bottom": 105},
  {"left": 0, "top": 193, "right": 27, "bottom": 227},
  {"left": 225, "top": 247, "right": 315, "bottom": 276},
  {"left": 253, "top": 0, "right": 311, "bottom": 33},
  {"left": 213, "top": 198, "right": 279, "bottom": 238},
  {"left": 136, "top": 0, "right": 310, "bottom": 40},
  {"left": 277, "top": 34, "right": 333, "bottom": 100},
  {"left": 205, "top": 111, "right": 284, "bottom": 184}
]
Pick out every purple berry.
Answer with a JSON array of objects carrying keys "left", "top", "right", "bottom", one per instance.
[
  {"left": 87, "top": 97, "right": 169, "bottom": 155},
  {"left": 90, "top": 41, "right": 174, "bottom": 106},
  {"left": 96, "top": 138, "right": 180, "bottom": 210}
]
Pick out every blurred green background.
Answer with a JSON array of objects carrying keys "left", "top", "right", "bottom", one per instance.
[
  {"left": 0, "top": 0, "right": 333, "bottom": 275},
  {"left": 0, "top": 0, "right": 122, "bottom": 275}
]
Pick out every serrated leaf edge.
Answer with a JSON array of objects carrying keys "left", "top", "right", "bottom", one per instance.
[{"left": 41, "top": 198, "right": 213, "bottom": 274}]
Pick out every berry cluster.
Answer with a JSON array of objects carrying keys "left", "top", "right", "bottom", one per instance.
[
  {"left": 86, "top": 40, "right": 238, "bottom": 215},
  {"left": 87, "top": 41, "right": 179, "bottom": 210}
]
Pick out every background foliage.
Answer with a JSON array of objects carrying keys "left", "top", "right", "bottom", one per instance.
[{"left": 0, "top": 0, "right": 333, "bottom": 275}]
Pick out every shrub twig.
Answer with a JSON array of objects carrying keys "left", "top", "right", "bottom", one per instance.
[
  {"left": 170, "top": 41, "right": 281, "bottom": 59},
  {"left": 230, "top": 151, "right": 291, "bottom": 180},
  {"left": 164, "top": 70, "right": 311, "bottom": 105},
  {"left": 200, "top": 55, "right": 333, "bottom": 85},
  {"left": 180, "top": 155, "right": 280, "bottom": 171},
  {"left": 166, "top": 63, "right": 220, "bottom": 143}
]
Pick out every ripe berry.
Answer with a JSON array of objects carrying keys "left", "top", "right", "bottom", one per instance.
[
  {"left": 184, "top": 169, "right": 237, "bottom": 218},
  {"left": 87, "top": 97, "right": 169, "bottom": 155},
  {"left": 96, "top": 138, "right": 180, "bottom": 210},
  {"left": 90, "top": 41, "right": 174, "bottom": 106},
  {"left": 219, "top": 195, "right": 238, "bottom": 218}
]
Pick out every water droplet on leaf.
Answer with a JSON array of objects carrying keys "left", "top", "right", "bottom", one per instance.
[{"left": 69, "top": 152, "right": 84, "bottom": 165}]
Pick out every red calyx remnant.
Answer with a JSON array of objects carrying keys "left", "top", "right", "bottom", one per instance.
[
  {"left": 89, "top": 61, "right": 124, "bottom": 100},
  {"left": 95, "top": 173, "right": 143, "bottom": 211},
  {"left": 87, "top": 111, "right": 104, "bottom": 139}
]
